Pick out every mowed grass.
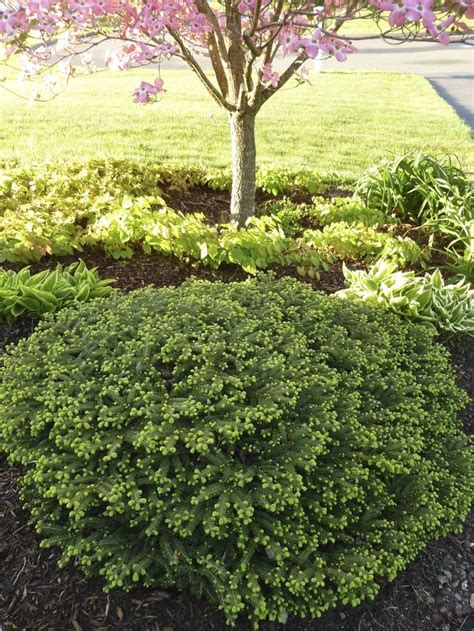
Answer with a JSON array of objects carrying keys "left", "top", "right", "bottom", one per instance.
[
  {"left": 325, "top": 13, "right": 474, "bottom": 35},
  {"left": 0, "top": 69, "right": 472, "bottom": 179}
]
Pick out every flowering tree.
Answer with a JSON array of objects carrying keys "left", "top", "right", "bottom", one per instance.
[{"left": 1, "top": 1, "right": 472, "bottom": 224}]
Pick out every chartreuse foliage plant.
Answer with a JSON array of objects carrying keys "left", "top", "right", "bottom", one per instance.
[
  {"left": 0, "top": 159, "right": 383, "bottom": 274},
  {"left": 0, "top": 160, "right": 335, "bottom": 270},
  {"left": 0, "top": 262, "right": 113, "bottom": 322},
  {"left": 0, "top": 158, "right": 422, "bottom": 274},
  {"left": 301, "top": 222, "right": 423, "bottom": 267},
  {"left": 260, "top": 197, "right": 389, "bottom": 236},
  {"left": 339, "top": 261, "right": 474, "bottom": 336},
  {"left": 84, "top": 206, "right": 305, "bottom": 274},
  {"left": 1, "top": 276, "right": 472, "bottom": 627},
  {"left": 0, "top": 159, "right": 332, "bottom": 219}
]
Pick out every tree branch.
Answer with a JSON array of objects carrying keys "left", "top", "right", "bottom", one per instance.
[
  {"left": 194, "top": 0, "right": 231, "bottom": 67},
  {"left": 224, "top": 0, "right": 246, "bottom": 103},
  {"left": 167, "top": 27, "right": 235, "bottom": 111},
  {"left": 254, "top": 51, "right": 308, "bottom": 109}
]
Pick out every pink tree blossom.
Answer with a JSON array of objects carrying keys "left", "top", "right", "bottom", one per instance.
[
  {"left": 133, "top": 77, "right": 165, "bottom": 103},
  {"left": 0, "top": 0, "right": 472, "bottom": 223}
]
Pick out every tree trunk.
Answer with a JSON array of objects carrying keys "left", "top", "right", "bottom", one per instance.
[{"left": 229, "top": 111, "right": 256, "bottom": 226}]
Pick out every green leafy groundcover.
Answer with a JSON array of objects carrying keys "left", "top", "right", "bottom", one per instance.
[
  {"left": 0, "top": 159, "right": 421, "bottom": 273},
  {"left": 0, "top": 276, "right": 472, "bottom": 627},
  {"left": 0, "top": 261, "right": 113, "bottom": 322}
]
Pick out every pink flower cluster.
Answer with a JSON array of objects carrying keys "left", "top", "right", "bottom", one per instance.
[
  {"left": 302, "top": 27, "right": 356, "bottom": 61},
  {"left": 0, "top": 0, "right": 472, "bottom": 101},
  {"left": 261, "top": 63, "right": 280, "bottom": 88},
  {"left": 0, "top": 7, "right": 29, "bottom": 36},
  {"left": 133, "top": 77, "right": 166, "bottom": 103},
  {"left": 237, "top": 0, "right": 271, "bottom": 14},
  {"left": 278, "top": 25, "right": 355, "bottom": 62},
  {"left": 371, "top": 0, "right": 462, "bottom": 44},
  {"left": 459, "top": 0, "right": 474, "bottom": 17}
]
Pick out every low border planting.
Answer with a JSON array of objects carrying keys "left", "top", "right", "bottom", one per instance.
[
  {"left": 0, "top": 262, "right": 114, "bottom": 322},
  {"left": 0, "top": 160, "right": 422, "bottom": 274},
  {"left": 339, "top": 261, "right": 474, "bottom": 336}
]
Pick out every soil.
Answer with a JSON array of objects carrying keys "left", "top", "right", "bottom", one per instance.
[{"left": 0, "top": 191, "right": 473, "bottom": 631}]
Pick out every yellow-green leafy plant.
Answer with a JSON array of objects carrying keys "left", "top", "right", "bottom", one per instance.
[
  {"left": 307, "top": 196, "right": 389, "bottom": 227},
  {"left": 0, "top": 261, "right": 114, "bottom": 322},
  {"left": 1, "top": 276, "right": 471, "bottom": 627},
  {"left": 301, "top": 222, "right": 423, "bottom": 267},
  {"left": 0, "top": 160, "right": 335, "bottom": 267},
  {"left": 339, "top": 261, "right": 474, "bottom": 335},
  {"left": 260, "top": 197, "right": 389, "bottom": 236}
]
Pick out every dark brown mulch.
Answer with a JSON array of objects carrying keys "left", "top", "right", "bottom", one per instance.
[
  {"left": 0, "top": 319, "right": 35, "bottom": 360},
  {"left": 4, "top": 247, "right": 347, "bottom": 296},
  {"left": 0, "top": 253, "right": 472, "bottom": 631},
  {"left": 163, "top": 187, "right": 235, "bottom": 225},
  {"left": 324, "top": 187, "right": 353, "bottom": 200},
  {"left": 156, "top": 183, "right": 352, "bottom": 224},
  {"left": 163, "top": 187, "right": 280, "bottom": 224}
]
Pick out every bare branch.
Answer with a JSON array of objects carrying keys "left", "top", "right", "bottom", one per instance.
[
  {"left": 225, "top": 1, "right": 247, "bottom": 103},
  {"left": 194, "top": 0, "right": 231, "bottom": 66},
  {"left": 206, "top": 32, "right": 230, "bottom": 96},
  {"left": 250, "top": 0, "right": 262, "bottom": 36},
  {"left": 166, "top": 26, "right": 235, "bottom": 111},
  {"left": 255, "top": 51, "right": 308, "bottom": 109},
  {"left": 323, "top": 30, "right": 473, "bottom": 42},
  {"left": 242, "top": 30, "right": 263, "bottom": 57}
]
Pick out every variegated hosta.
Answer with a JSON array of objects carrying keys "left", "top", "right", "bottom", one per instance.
[
  {"left": 0, "top": 261, "right": 113, "bottom": 321},
  {"left": 339, "top": 260, "right": 474, "bottom": 335}
]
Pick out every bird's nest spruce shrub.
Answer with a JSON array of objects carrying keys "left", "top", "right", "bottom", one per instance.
[{"left": 0, "top": 275, "right": 472, "bottom": 627}]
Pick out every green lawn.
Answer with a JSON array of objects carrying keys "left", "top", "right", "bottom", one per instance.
[
  {"left": 0, "top": 69, "right": 472, "bottom": 179},
  {"left": 327, "top": 14, "right": 474, "bottom": 35},
  {"left": 336, "top": 14, "right": 389, "bottom": 35}
]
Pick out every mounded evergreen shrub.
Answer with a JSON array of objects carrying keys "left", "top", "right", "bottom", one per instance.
[{"left": 0, "top": 276, "right": 472, "bottom": 626}]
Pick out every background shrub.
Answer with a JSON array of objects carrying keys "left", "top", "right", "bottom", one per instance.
[
  {"left": 354, "top": 152, "right": 471, "bottom": 221},
  {"left": 0, "top": 276, "right": 472, "bottom": 627},
  {"left": 354, "top": 152, "right": 473, "bottom": 279}
]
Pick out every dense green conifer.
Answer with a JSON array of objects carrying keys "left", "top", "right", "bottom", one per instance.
[{"left": 1, "top": 276, "right": 471, "bottom": 626}]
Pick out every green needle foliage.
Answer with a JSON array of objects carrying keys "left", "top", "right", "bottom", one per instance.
[{"left": 0, "top": 276, "right": 472, "bottom": 627}]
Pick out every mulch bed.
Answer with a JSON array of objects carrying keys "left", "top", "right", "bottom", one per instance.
[
  {"left": 0, "top": 225, "right": 473, "bottom": 630},
  {"left": 3, "top": 245, "right": 349, "bottom": 295}
]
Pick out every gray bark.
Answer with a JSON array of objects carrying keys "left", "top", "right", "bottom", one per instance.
[{"left": 229, "top": 111, "right": 257, "bottom": 226}]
